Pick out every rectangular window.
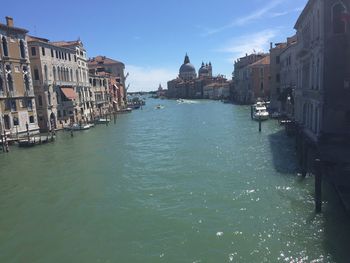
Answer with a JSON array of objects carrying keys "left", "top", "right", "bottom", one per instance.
[
  {"left": 51, "top": 49, "right": 54, "bottom": 57},
  {"left": 276, "top": 56, "right": 280, "bottom": 64},
  {"left": 29, "top": 115, "right": 35, "bottom": 124},
  {"left": 13, "top": 116, "right": 19, "bottom": 126},
  {"left": 68, "top": 54, "right": 71, "bottom": 61},
  {"left": 10, "top": 100, "right": 17, "bottom": 111},
  {"left": 34, "top": 69, "right": 40, "bottom": 80},
  {"left": 65, "top": 53, "right": 67, "bottom": 60},
  {"left": 56, "top": 50, "right": 58, "bottom": 58},
  {"left": 31, "top": 47, "right": 36, "bottom": 56},
  {"left": 276, "top": 74, "right": 280, "bottom": 83},
  {"left": 42, "top": 47, "right": 45, "bottom": 56}
]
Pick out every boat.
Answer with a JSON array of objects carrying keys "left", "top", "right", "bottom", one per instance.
[
  {"left": 94, "top": 118, "right": 110, "bottom": 124},
  {"left": 64, "top": 123, "right": 91, "bottom": 131},
  {"left": 253, "top": 102, "right": 269, "bottom": 121},
  {"left": 155, "top": 104, "right": 165, "bottom": 109},
  {"left": 118, "top": 107, "right": 133, "bottom": 113}
]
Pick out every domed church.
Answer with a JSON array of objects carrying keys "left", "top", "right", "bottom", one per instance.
[{"left": 167, "top": 53, "right": 230, "bottom": 99}]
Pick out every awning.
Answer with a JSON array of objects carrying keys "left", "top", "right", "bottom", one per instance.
[{"left": 61, "top": 87, "right": 77, "bottom": 100}]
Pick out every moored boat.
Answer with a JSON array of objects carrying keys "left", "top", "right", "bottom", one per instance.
[{"left": 253, "top": 102, "right": 269, "bottom": 121}]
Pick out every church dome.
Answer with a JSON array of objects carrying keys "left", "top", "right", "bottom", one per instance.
[
  {"left": 179, "top": 54, "right": 197, "bottom": 80},
  {"left": 180, "top": 63, "right": 196, "bottom": 74}
]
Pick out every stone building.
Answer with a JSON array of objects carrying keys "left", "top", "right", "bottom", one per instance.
[
  {"left": 294, "top": 0, "right": 350, "bottom": 144},
  {"left": 279, "top": 35, "right": 298, "bottom": 118},
  {"left": 167, "top": 54, "right": 229, "bottom": 99},
  {"left": 0, "top": 17, "right": 39, "bottom": 136},
  {"left": 269, "top": 42, "right": 287, "bottom": 111},
  {"left": 51, "top": 40, "right": 93, "bottom": 123},
  {"left": 27, "top": 36, "right": 79, "bottom": 130},
  {"left": 88, "top": 56, "right": 126, "bottom": 108},
  {"left": 269, "top": 35, "right": 298, "bottom": 114},
  {"left": 233, "top": 53, "right": 270, "bottom": 104},
  {"left": 88, "top": 70, "right": 110, "bottom": 117}
]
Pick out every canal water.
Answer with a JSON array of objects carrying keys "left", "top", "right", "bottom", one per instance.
[{"left": 0, "top": 99, "right": 349, "bottom": 263}]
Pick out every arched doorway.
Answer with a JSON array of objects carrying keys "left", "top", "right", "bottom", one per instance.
[{"left": 50, "top": 112, "right": 56, "bottom": 130}]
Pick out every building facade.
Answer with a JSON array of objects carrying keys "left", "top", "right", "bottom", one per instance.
[
  {"left": 0, "top": 17, "right": 39, "bottom": 136},
  {"left": 27, "top": 36, "right": 79, "bottom": 130},
  {"left": 51, "top": 40, "right": 93, "bottom": 123},
  {"left": 88, "top": 70, "right": 110, "bottom": 117},
  {"left": 233, "top": 53, "right": 271, "bottom": 104},
  {"left": 294, "top": 0, "right": 350, "bottom": 144},
  {"left": 88, "top": 56, "right": 126, "bottom": 108}
]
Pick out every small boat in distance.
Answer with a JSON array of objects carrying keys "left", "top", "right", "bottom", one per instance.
[
  {"left": 253, "top": 102, "right": 269, "bottom": 121},
  {"left": 94, "top": 118, "right": 110, "bottom": 124},
  {"left": 155, "top": 104, "right": 165, "bottom": 109}
]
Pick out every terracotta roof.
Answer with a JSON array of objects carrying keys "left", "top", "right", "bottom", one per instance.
[
  {"left": 61, "top": 87, "right": 77, "bottom": 100},
  {"left": 88, "top": 56, "right": 125, "bottom": 66}
]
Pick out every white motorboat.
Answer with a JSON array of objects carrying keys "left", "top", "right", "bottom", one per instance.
[
  {"left": 253, "top": 102, "right": 269, "bottom": 120},
  {"left": 64, "top": 123, "right": 91, "bottom": 131},
  {"left": 94, "top": 118, "right": 110, "bottom": 124}
]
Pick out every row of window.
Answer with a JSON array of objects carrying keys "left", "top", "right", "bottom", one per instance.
[
  {"left": 31, "top": 46, "right": 76, "bottom": 62},
  {"left": 0, "top": 72, "right": 32, "bottom": 93},
  {"left": 2, "top": 114, "right": 35, "bottom": 130}
]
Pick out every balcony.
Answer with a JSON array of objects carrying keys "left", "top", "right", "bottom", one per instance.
[{"left": 55, "top": 80, "right": 75, "bottom": 87}]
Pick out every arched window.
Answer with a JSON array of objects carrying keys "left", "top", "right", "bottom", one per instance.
[
  {"left": 2, "top": 36, "right": 8, "bottom": 57},
  {"left": 19, "top": 40, "right": 26, "bottom": 58},
  {"left": 48, "top": 91, "right": 51, "bottom": 105},
  {"left": 332, "top": 3, "right": 347, "bottom": 34},
  {"left": 24, "top": 74, "right": 30, "bottom": 90},
  {"left": 7, "top": 74, "right": 13, "bottom": 91},
  {"left": 57, "top": 67, "right": 61, "bottom": 81},
  {"left": 76, "top": 69, "right": 79, "bottom": 82},
  {"left": 38, "top": 95, "right": 43, "bottom": 106},
  {"left": 70, "top": 69, "right": 73, "bottom": 82},
  {"left": 53, "top": 66, "right": 56, "bottom": 81},
  {"left": 44, "top": 65, "right": 48, "bottom": 81}
]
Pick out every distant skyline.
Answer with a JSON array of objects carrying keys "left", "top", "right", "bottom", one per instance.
[{"left": 2, "top": 0, "right": 308, "bottom": 91}]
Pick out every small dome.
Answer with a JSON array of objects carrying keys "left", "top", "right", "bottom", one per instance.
[{"left": 199, "top": 66, "right": 209, "bottom": 74}]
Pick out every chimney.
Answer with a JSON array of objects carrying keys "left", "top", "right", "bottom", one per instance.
[
  {"left": 5, "top": 16, "right": 14, "bottom": 27},
  {"left": 270, "top": 42, "right": 273, "bottom": 50}
]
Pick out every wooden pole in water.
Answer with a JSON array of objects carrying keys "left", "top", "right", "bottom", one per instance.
[
  {"left": 113, "top": 111, "right": 116, "bottom": 124},
  {"left": 258, "top": 116, "right": 262, "bottom": 132},
  {"left": 4, "top": 131, "right": 9, "bottom": 152},
  {"left": 1, "top": 131, "right": 4, "bottom": 153},
  {"left": 314, "top": 159, "right": 322, "bottom": 213},
  {"left": 251, "top": 106, "right": 253, "bottom": 120},
  {"left": 302, "top": 142, "right": 308, "bottom": 178}
]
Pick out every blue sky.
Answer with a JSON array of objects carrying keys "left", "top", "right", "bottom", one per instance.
[{"left": 2, "top": 0, "right": 307, "bottom": 91}]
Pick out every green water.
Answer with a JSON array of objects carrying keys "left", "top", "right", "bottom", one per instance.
[{"left": 0, "top": 99, "right": 349, "bottom": 263}]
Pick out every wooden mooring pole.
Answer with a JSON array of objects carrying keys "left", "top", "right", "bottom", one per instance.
[
  {"left": 251, "top": 106, "right": 253, "bottom": 120},
  {"left": 314, "top": 159, "right": 322, "bottom": 213},
  {"left": 258, "top": 116, "right": 262, "bottom": 132}
]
